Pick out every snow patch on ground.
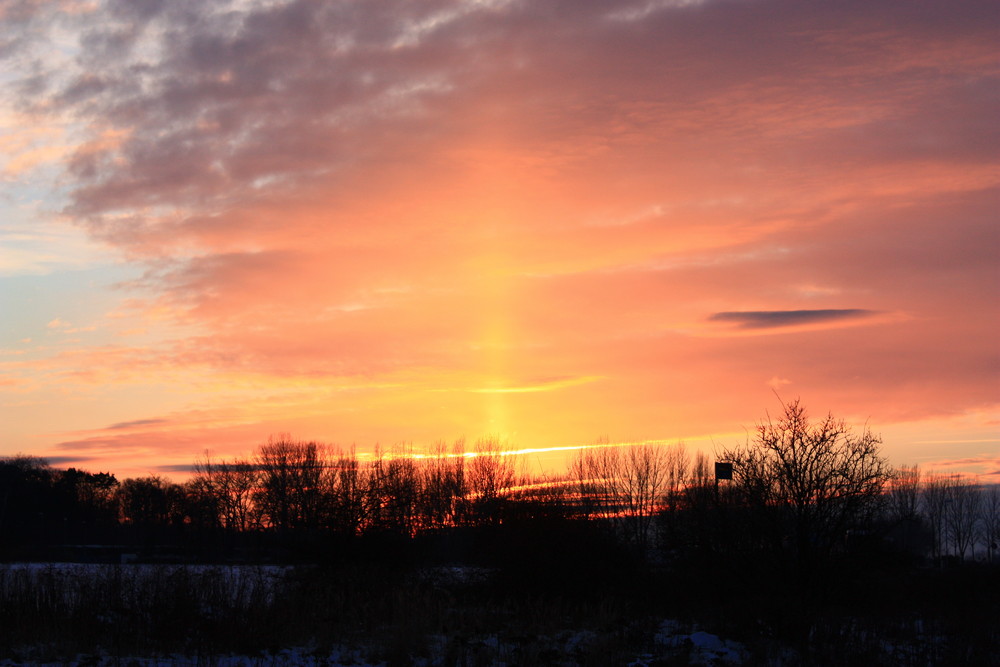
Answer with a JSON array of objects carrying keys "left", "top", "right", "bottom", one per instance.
[
  {"left": 646, "top": 620, "right": 747, "bottom": 665},
  {"left": 1, "top": 565, "right": 751, "bottom": 666}
]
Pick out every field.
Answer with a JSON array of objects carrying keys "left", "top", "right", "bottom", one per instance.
[
  {"left": 2, "top": 542, "right": 997, "bottom": 667},
  {"left": 0, "top": 560, "right": 751, "bottom": 666}
]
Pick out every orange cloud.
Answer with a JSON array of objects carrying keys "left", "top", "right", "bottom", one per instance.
[{"left": 1, "top": 0, "right": 997, "bottom": 479}]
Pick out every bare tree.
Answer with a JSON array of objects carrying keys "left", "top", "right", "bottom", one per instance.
[
  {"left": 617, "top": 444, "right": 670, "bottom": 551},
  {"left": 572, "top": 444, "right": 619, "bottom": 524},
  {"left": 193, "top": 454, "right": 260, "bottom": 532},
  {"left": 467, "top": 437, "right": 517, "bottom": 526},
  {"left": 980, "top": 484, "right": 1000, "bottom": 563},
  {"left": 722, "top": 399, "right": 891, "bottom": 571},
  {"left": 945, "top": 476, "right": 981, "bottom": 561},
  {"left": 327, "top": 447, "right": 368, "bottom": 535},
  {"left": 571, "top": 442, "right": 674, "bottom": 551},
  {"left": 569, "top": 444, "right": 597, "bottom": 520},
  {"left": 254, "top": 436, "right": 326, "bottom": 533},
  {"left": 682, "top": 450, "right": 715, "bottom": 511},
  {"left": 880, "top": 464, "right": 927, "bottom": 557},
  {"left": 888, "top": 465, "right": 922, "bottom": 523},
  {"left": 368, "top": 445, "right": 421, "bottom": 535},
  {"left": 419, "top": 440, "right": 467, "bottom": 530},
  {"left": 663, "top": 442, "right": 690, "bottom": 512},
  {"left": 922, "top": 474, "right": 951, "bottom": 561}
]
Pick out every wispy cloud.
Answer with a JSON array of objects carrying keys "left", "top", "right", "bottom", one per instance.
[
  {"left": 924, "top": 455, "right": 1000, "bottom": 471},
  {"left": 105, "top": 418, "right": 168, "bottom": 431},
  {"left": 36, "top": 455, "right": 96, "bottom": 466},
  {"left": 153, "top": 463, "right": 196, "bottom": 474},
  {"left": 469, "top": 376, "right": 603, "bottom": 394}
]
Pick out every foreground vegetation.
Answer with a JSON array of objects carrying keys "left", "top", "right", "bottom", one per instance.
[{"left": 2, "top": 401, "right": 998, "bottom": 664}]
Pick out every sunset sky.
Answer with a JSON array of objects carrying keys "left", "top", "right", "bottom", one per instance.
[{"left": 1, "top": 0, "right": 998, "bottom": 480}]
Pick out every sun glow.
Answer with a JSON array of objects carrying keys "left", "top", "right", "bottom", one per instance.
[{"left": 2, "top": 0, "right": 997, "bottom": 480}]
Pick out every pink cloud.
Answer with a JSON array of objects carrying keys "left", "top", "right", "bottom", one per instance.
[{"left": 2, "top": 0, "right": 997, "bottom": 475}]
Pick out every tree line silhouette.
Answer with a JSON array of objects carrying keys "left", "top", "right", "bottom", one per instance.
[{"left": 3, "top": 400, "right": 997, "bottom": 569}]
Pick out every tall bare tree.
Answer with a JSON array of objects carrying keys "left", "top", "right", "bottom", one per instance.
[
  {"left": 980, "top": 484, "right": 1000, "bottom": 563},
  {"left": 663, "top": 442, "right": 690, "bottom": 512},
  {"left": 888, "top": 464, "right": 922, "bottom": 523},
  {"left": 467, "top": 437, "right": 517, "bottom": 526},
  {"left": 193, "top": 454, "right": 260, "bottom": 532},
  {"left": 368, "top": 445, "right": 421, "bottom": 535},
  {"left": 945, "top": 476, "right": 981, "bottom": 561},
  {"left": 617, "top": 444, "right": 670, "bottom": 551},
  {"left": 419, "top": 440, "right": 467, "bottom": 530},
  {"left": 254, "top": 436, "right": 326, "bottom": 533},
  {"left": 327, "top": 447, "right": 368, "bottom": 535},
  {"left": 722, "top": 399, "right": 891, "bottom": 571},
  {"left": 571, "top": 442, "right": 675, "bottom": 551}
]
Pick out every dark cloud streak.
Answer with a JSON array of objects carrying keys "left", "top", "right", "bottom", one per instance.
[
  {"left": 709, "top": 309, "right": 879, "bottom": 330},
  {"left": 38, "top": 455, "right": 97, "bottom": 466}
]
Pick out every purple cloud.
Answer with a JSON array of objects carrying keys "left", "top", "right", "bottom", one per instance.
[{"left": 709, "top": 309, "right": 879, "bottom": 329}]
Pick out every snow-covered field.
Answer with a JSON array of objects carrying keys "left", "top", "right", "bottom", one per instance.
[
  {"left": 8, "top": 562, "right": 980, "bottom": 665},
  {"left": 0, "top": 620, "right": 750, "bottom": 666},
  {"left": 1, "top": 563, "right": 752, "bottom": 666}
]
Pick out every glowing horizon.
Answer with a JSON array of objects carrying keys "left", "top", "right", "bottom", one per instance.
[{"left": 1, "top": 0, "right": 998, "bottom": 482}]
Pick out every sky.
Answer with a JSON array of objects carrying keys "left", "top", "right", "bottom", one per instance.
[{"left": 1, "top": 0, "right": 998, "bottom": 481}]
